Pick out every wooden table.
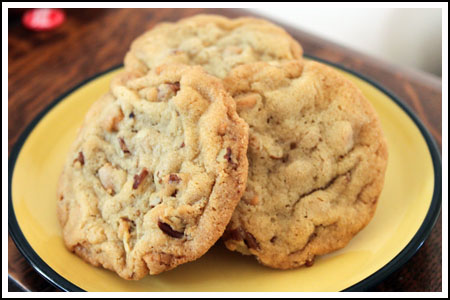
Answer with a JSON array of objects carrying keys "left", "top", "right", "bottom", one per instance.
[{"left": 8, "top": 8, "right": 442, "bottom": 292}]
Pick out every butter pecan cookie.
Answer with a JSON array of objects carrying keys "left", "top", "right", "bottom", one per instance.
[
  {"left": 222, "top": 60, "right": 388, "bottom": 269},
  {"left": 124, "top": 14, "right": 303, "bottom": 78},
  {"left": 57, "top": 64, "right": 248, "bottom": 279}
]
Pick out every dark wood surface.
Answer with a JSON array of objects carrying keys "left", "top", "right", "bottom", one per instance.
[{"left": 8, "top": 8, "right": 442, "bottom": 292}]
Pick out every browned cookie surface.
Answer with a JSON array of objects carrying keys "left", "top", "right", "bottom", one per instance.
[
  {"left": 222, "top": 60, "right": 388, "bottom": 269},
  {"left": 57, "top": 64, "right": 248, "bottom": 279},
  {"left": 124, "top": 14, "right": 303, "bottom": 78}
]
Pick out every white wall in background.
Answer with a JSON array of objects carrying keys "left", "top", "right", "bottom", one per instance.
[{"left": 253, "top": 8, "right": 442, "bottom": 76}]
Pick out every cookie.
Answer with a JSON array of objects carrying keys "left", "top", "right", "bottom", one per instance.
[
  {"left": 124, "top": 14, "right": 303, "bottom": 78},
  {"left": 222, "top": 60, "right": 388, "bottom": 269},
  {"left": 57, "top": 64, "right": 249, "bottom": 279}
]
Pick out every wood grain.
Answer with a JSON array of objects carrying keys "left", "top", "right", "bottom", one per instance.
[{"left": 8, "top": 8, "right": 442, "bottom": 292}]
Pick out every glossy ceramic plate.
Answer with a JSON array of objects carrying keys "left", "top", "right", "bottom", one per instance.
[{"left": 8, "top": 57, "right": 441, "bottom": 292}]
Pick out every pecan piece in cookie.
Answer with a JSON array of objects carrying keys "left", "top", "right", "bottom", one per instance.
[
  {"left": 305, "top": 258, "right": 315, "bottom": 267},
  {"left": 243, "top": 231, "right": 259, "bottom": 250},
  {"left": 224, "top": 147, "right": 233, "bottom": 163},
  {"left": 73, "top": 151, "right": 84, "bottom": 167},
  {"left": 158, "top": 220, "right": 184, "bottom": 239},
  {"left": 119, "top": 137, "right": 130, "bottom": 154},
  {"left": 217, "top": 147, "right": 239, "bottom": 170},
  {"left": 170, "top": 82, "right": 180, "bottom": 92},
  {"left": 102, "top": 105, "right": 124, "bottom": 132},
  {"left": 222, "top": 228, "right": 243, "bottom": 241},
  {"left": 223, "top": 227, "right": 259, "bottom": 250},
  {"left": 133, "top": 168, "right": 148, "bottom": 189},
  {"left": 168, "top": 173, "right": 180, "bottom": 184}
]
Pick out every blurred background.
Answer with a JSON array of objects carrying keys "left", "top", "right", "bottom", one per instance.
[
  {"left": 254, "top": 8, "right": 443, "bottom": 77},
  {"left": 8, "top": 8, "right": 443, "bottom": 77}
]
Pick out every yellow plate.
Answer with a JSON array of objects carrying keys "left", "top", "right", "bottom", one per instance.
[{"left": 9, "top": 59, "right": 441, "bottom": 292}]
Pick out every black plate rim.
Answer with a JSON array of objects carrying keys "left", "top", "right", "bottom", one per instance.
[{"left": 8, "top": 57, "right": 442, "bottom": 292}]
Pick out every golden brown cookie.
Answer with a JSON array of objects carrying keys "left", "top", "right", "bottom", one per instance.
[
  {"left": 124, "top": 14, "right": 303, "bottom": 78},
  {"left": 57, "top": 64, "right": 248, "bottom": 279},
  {"left": 222, "top": 60, "right": 388, "bottom": 269}
]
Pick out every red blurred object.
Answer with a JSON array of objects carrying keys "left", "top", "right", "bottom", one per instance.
[{"left": 22, "top": 8, "right": 65, "bottom": 31}]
